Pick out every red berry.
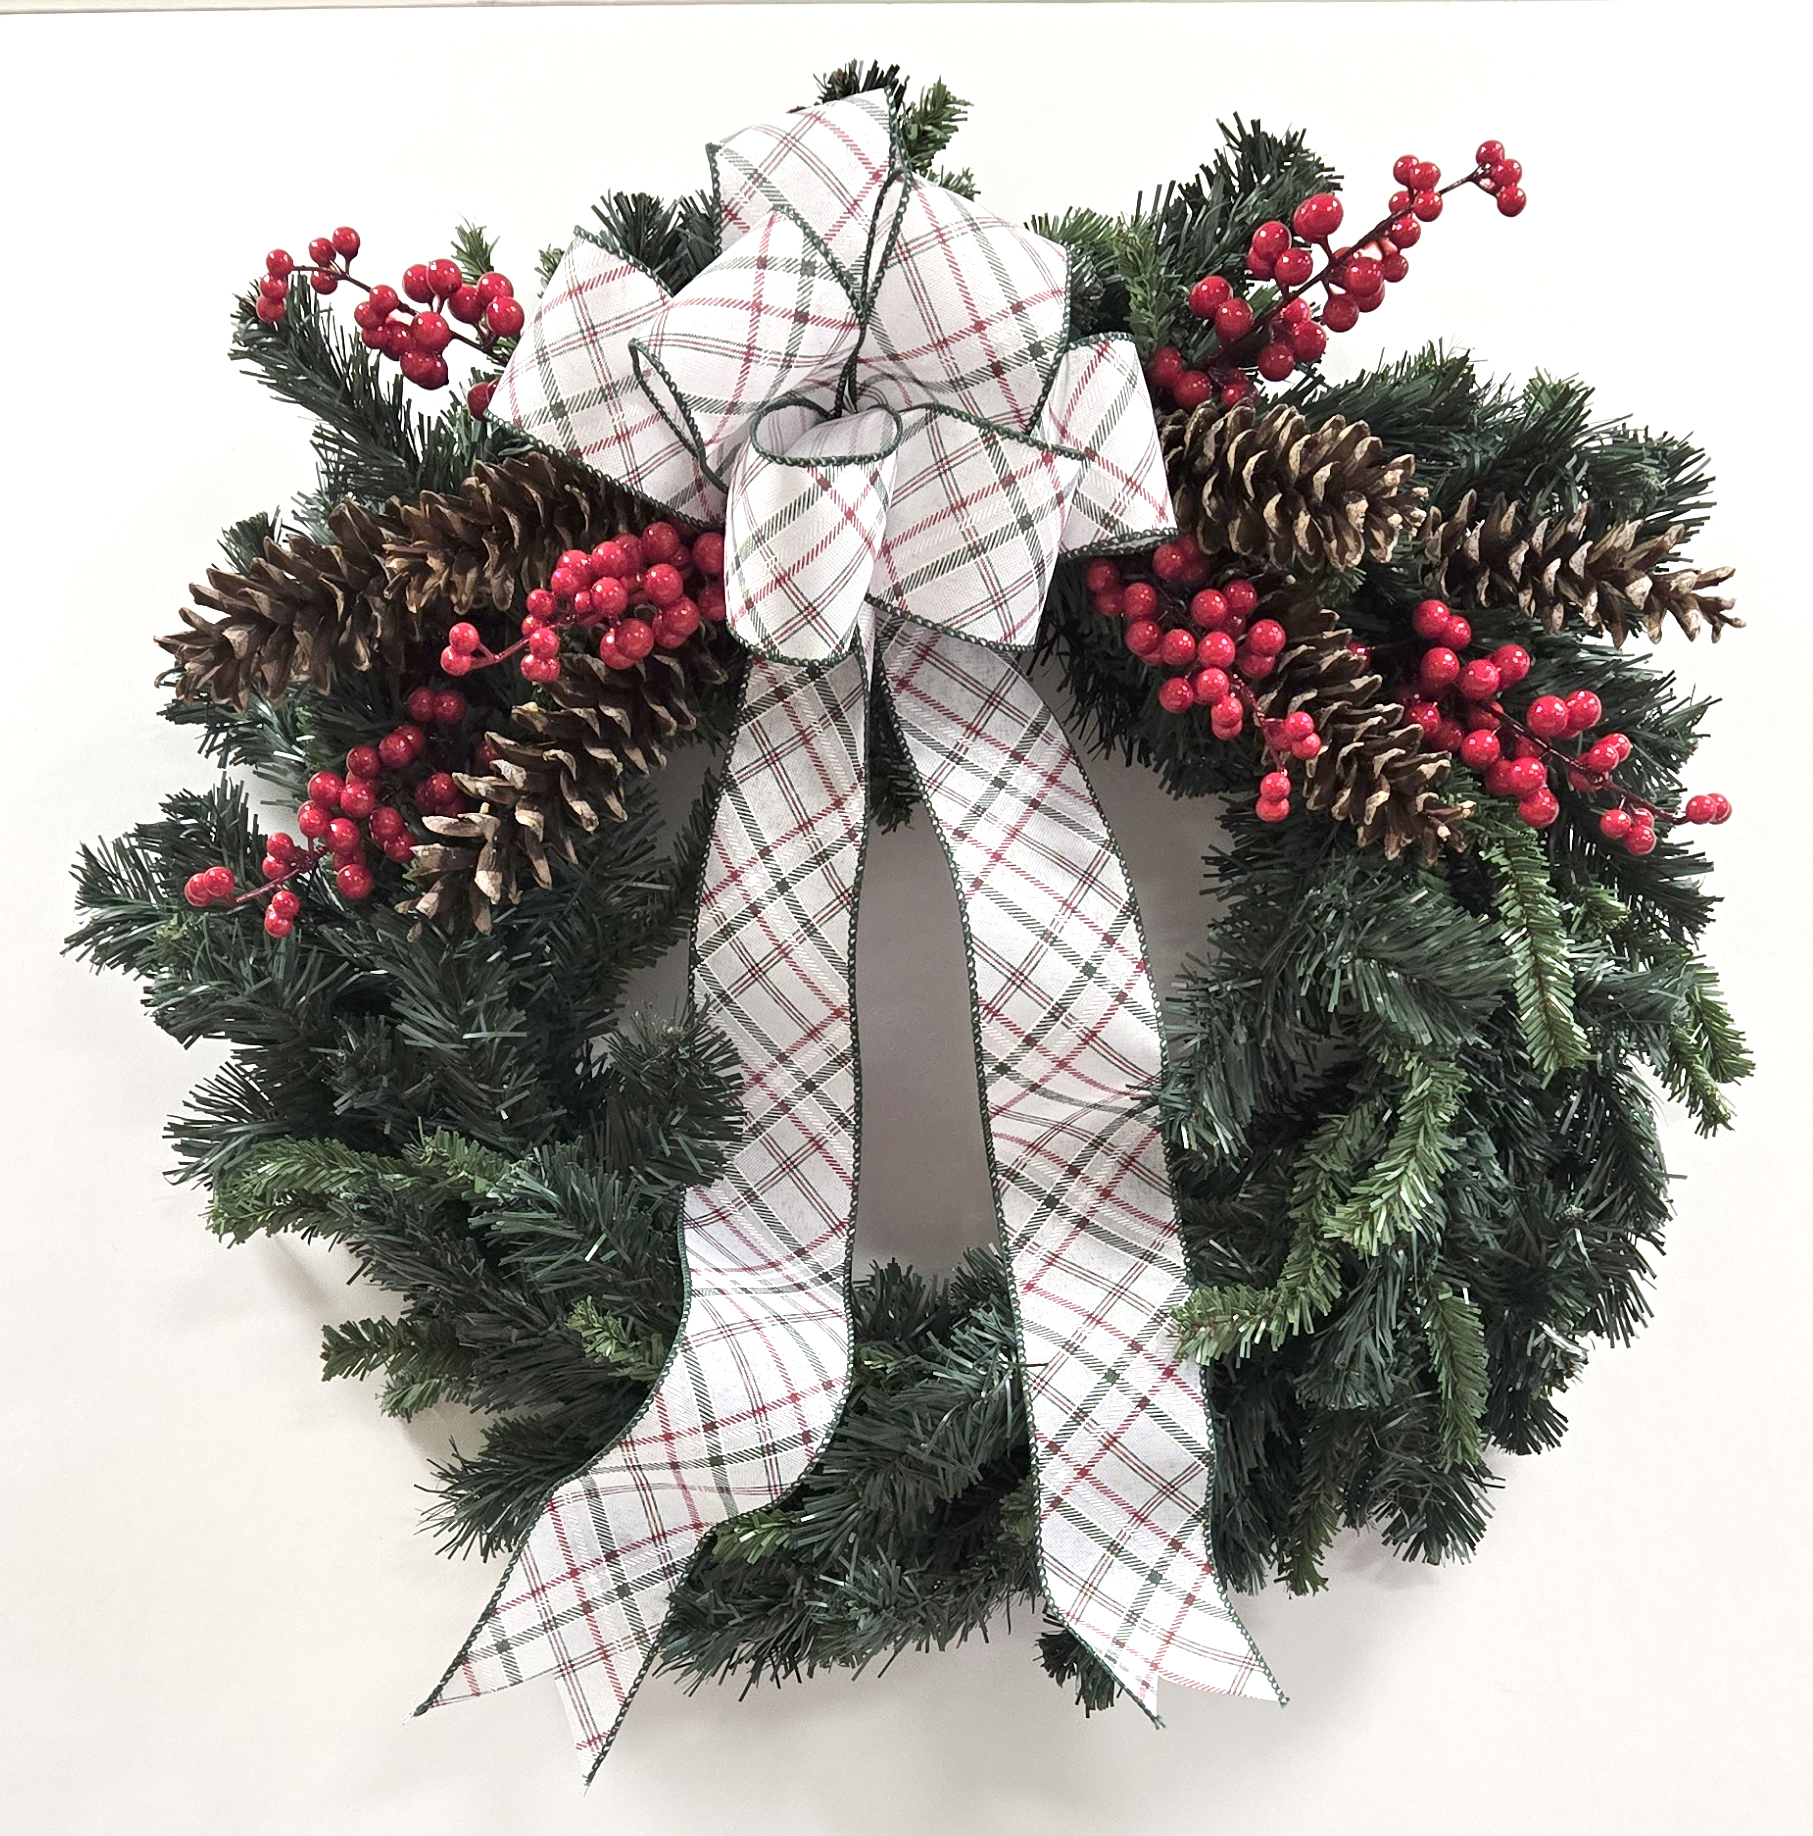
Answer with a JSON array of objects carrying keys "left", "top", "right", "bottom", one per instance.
[
  {"left": 254, "top": 295, "right": 287, "bottom": 324},
  {"left": 260, "top": 276, "right": 289, "bottom": 303},
  {"left": 1280, "top": 711, "right": 1315, "bottom": 743},
  {"left": 1491, "top": 160, "right": 1524, "bottom": 189},
  {"left": 1491, "top": 644, "right": 1531, "bottom": 686},
  {"left": 1150, "top": 544, "right": 1189, "bottom": 583},
  {"left": 1340, "top": 254, "right": 1383, "bottom": 298},
  {"left": 1323, "top": 293, "right": 1360, "bottom": 333},
  {"left": 266, "top": 249, "right": 294, "bottom": 279},
  {"left": 260, "top": 853, "right": 288, "bottom": 882},
  {"left": 1410, "top": 161, "right": 1442, "bottom": 192},
  {"left": 638, "top": 521, "right": 680, "bottom": 565},
  {"left": 396, "top": 688, "right": 433, "bottom": 727},
  {"left": 1484, "top": 760, "right": 1518, "bottom": 797},
  {"left": 1599, "top": 807, "right": 1634, "bottom": 841},
  {"left": 449, "top": 285, "right": 484, "bottom": 325},
  {"left": 379, "top": 321, "right": 410, "bottom": 359},
  {"left": 520, "top": 655, "right": 561, "bottom": 685},
  {"left": 323, "top": 817, "right": 358, "bottom": 855},
  {"left": 338, "top": 778, "right": 377, "bottom": 820},
  {"left": 1210, "top": 695, "right": 1245, "bottom": 737},
  {"left": 1260, "top": 770, "right": 1292, "bottom": 801},
  {"left": 411, "top": 311, "right": 453, "bottom": 354},
  {"left": 1288, "top": 319, "right": 1327, "bottom": 363},
  {"left": 1564, "top": 689, "right": 1603, "bottom": 734},
  {"left": 1159, "top": 628, "right": 1198, "bottom": 668},
  {"left": 308, "top": 236, "right": 335, "bottom": 266},
  {"left": 1419, "top": 647, "right": 1462, "bottom": 691},
  {"left": 382, "top": 834, "right": 416, "bottom": 864},
  {"left": 1093, "top": 588, "right": 1125, "bottom": 618},
  {"left": 525, "top": 626, "right": 561, "bottom": 661},
  {"left": 1148, "top": 347, "right": 1184, "bottom": 388},
  {"left": 1290, "top": 732, "right": 1323, "bottom": 760},
  {"left": 1393, "top": 155, "right": 1421, "bottom": 186},
  {"left": 335, "top": 861, "right": 374, "bottom": 902},
  {"left": 1441, "top": 614, "right": 1472, "bottom": 650},
  {"left": 1624, "top": 825, "right": 1658, "bottom": 856},
  {"left": 1460, "top": 729, "right": 1502, "bottom": 770},
  {"left": 1246, "top": 250, "right": 1275, "bottom": 283},
  {"left": 654, "top": 600, "right": 701, "bottom": 648},
  {"left": 297, "top": 800, "right": 331, "bottom": 839},
  {"left": 1238, "top": 648, "right": 1276, "bottom": 681},
  {"left": 1256, "top": 342, "right": 1295, "bottom": 382},
  {"left": 1518, "top": 787, "right": 1560, "bottom": 829},
  {"left": 1506, "top": 757, "right": 1547, "bottom": 798},
  {"left": 614, "top": 617, "right": 655, "bottom": 662},
  {"left": 698, "top": 581, "right": 726, "bottom": 622},
  {"left": 447, "top": 621, "right": 483, "bottom": 656},
  {"left": 1412, "top": 190, "right": 1443, "bottom": 222},
  {"left": 305, "top": 770, "right": 341, "bottom": 809},
  {"left": 308, "top": 271, "right": 339, "bottom": 295},
  {"left": 1292, "top": 193, "right": 1344, "bottom": 241},
  {"left": 486, "top": 296, "right": 526, "bottom": 337},
  {"left": 1458, "top": 659, "right": 1502, "bottom": 702},
  {"left": 691, "top": 531, "right": 726, "bottom": 576},
  {"left": 1389, "top": 214, "right": 1422, "bottom": 250},
  {"left": 1255, "top": 796, "right": 1290, "bottom": 824},
  {"left": 1525, "top": 695, "right": 1570, "bottom": 739},
  {"left": 466, "top": 381, "right": 495, "bottom": 418},
  {"left": 1197, "top": 630, "right": 1237, "bottom": 669},
  {"left": 643, "top": 562, "right": 685, "bottom": 607},
  {"left": 1412, "top": 599, "right": 1452, "bottom": 641},
  {"left": 1084, "top": 559, "right": 1119, "bottom": 594},
  {"left": 269, "top": 887, "right": 302, "bottom": 921},
  {"left": 432, "top": 690, "right": 467, "bottom": 727},
  {"left": 263, "top": 911, "right": 294, "bottom": 939},
  {"left": 1189, "top": 274, "right": 1233, "bottom": 318},
  {"left": 1224, "top": 580, "right": 1259, "bottom": 617},
  {"left": 1476, "top": 140, "right": 1507, "bottom": 168},
  {"left": 1683, "top": 794, "right": 1716, "bottom": 824},
  {"left": 1496, "top": 187, "right": 1527, "bottom": 219},
  {"left": 1274, "top": 247, "right": 1314, "bottom": 289},
  {"left": 1173, "top": 370, "right": 1214, "bottom": 409},
  {"left": 402, "top": 265, "right": 434, "bottom": 303},
  {"left": 1213, "top": 298, "right": 1254, "bottom": 344},
  {"left": 1157, "top": 676, "right": 1195, "bottom": 714},
  {"left": 1192, "top": 667, "right": 1231, "bottom": 704},
  {"left": 1118, "top": 582, "right": 1156, "bottom": 621},
  {"left": 428, "top": 259, "right": 463, "bottom": 300},
  {"left": 476, "top": 272, "right": 513, "bottom": 305},
  {"left": 1250, "top": 221, "right": 1292, "bottom": 261},
  {"left": 1704, "top": 793, "right": 1732, "bottom": 824},
  {"left": 1190, "top": 588, "right": 1229, "bottom": 629},
  {"left": 1219, "top": 376, "right": 1254, "bottom": 409},
  {"left": 416, "top": 773, "right": 457, "bottom": 812},
  {"left": 1380, "top": 251, "right": 1410, "bottom": 285},
  {"left": 326, "top": 225, "right": 358, "bottom": 259},
  {"left": 1125, "top": 619, "right": 1164, "bottom": 658},
  {"left": 1246, "top": 618, "right": 1287, "bottom": 657},
  {"left": 440, "top": 647, "right": 474, "bottom": 677},
  {"left": 202, "top": 864, "right": 237, "bottom": 901},
  {"left": 369, "top": 806, "right": 406, "bottom": 843}
]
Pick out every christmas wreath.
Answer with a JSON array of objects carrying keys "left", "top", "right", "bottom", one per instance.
[{"left": 70, "top": 63, "right": 1747, "bottom": 1771}]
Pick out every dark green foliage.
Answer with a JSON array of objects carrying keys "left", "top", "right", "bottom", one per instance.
[{"left": 69, "top": 80, "right": 1746, "bottom": 1713}]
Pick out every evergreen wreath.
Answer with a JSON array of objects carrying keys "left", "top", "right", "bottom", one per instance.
[{"left": 70, "top": 64, "right": 1748, "bottom": 1713}]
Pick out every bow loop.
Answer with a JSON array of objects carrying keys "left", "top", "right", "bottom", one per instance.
[{"left": 723, "top": 399, "right": 901, "bottom": 664}]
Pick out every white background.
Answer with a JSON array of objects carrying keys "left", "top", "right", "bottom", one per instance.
[{"left": 3, "top": 5, "right": 1808, "bottom": 1831}]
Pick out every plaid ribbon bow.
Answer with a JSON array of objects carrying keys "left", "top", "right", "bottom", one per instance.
[{"left": 421, "top": 92, "right": 1279, "bottom": 1777}]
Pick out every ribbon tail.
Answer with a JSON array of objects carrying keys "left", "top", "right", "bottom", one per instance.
[
  {"left": 877, "top": 618, "right": 1282, "bottom": 1716},
  {"left": 419, "top": 649, "right": 871, "bottom": 1777}
]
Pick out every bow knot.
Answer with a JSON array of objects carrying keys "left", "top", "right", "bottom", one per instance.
[{"left": 494, "top": 90, "right": 1172, "bottom": 666}]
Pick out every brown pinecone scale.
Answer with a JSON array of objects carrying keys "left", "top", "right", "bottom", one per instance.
[
  {"left": 1253, "top": 595, "right": 1471, "bottom": 861},
  {"left": 1162, "top": 401, "right": 1425, "bottom": 574},
  {"left": 156, "top": 499, "right": 408, "bottom": 707},
  {"left": 1421, "top": 490, "right": 1739, "bottom": 644},
  {"left": 405, "top": 643, "right": 735, "bottom": 930}
]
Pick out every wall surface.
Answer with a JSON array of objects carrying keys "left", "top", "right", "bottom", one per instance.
[{"left": 3, "top": 6, "right": 1807, "bottom": 1832}]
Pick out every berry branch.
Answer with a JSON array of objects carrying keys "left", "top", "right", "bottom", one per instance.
[
  {"left": 253, "top": 226, "right": 524, "bottom": 415},
  {"left": 1150, "top": 138, "right": 1529, "bottom": 411}
]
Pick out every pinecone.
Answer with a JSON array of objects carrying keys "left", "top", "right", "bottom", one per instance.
[
  {"left": 155, "top": 499, "right": 412, "bottom": 706},
  {"left": 1253, "top": 594, "right": 1471, "bottom": 862},
  {"left": 404, "top": 642, "right": 736, "bottom": 929},
  {"left": 1162, "top": 401, "right": 1425, "bottom": 574},
  {"left": 383, "top": 451, "right": 640, "bottom": 623},
  {"left": 1421, "top": 491, "right": 1739, "bottom": 644}
]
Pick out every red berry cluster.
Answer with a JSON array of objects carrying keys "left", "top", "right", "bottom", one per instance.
[
  {"left": 1148, "top": 137, "right": 1528, "bottom": 411},
  {"left": 1084, "top": 544, "right": 1322, "bottom": 822},
  {"left": 1397, "top": 597, "right": 1730, "bottom": 849},
  {"left": 442, "top": 520, "right": 728, "bottom": 686},
  {"left": 182, "top": 687, "right": 482, "bottom": 937},
  {"left": 253, "top": 230, "right": 521, "bottom": 413}
]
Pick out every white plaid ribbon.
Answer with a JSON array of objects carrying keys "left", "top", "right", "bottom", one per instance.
[{"left": 422, "top": 93, "right": 1279, "bottom": 1778}]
